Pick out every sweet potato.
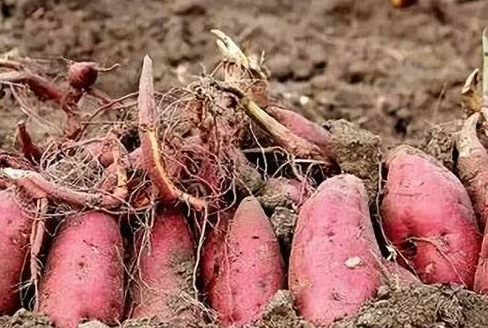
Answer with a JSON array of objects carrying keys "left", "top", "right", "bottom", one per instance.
[
  {"left": 456, "top": 113, "right": 488, "bottom": 293},
  {"left": 384, "top": 261, "right": 420, "bottom": 285},
  {"left": 289, "top": 174, "right": 381, "bottom": 326},
  {"left": 0, "top": 190, "right": 31, "bottom": 315},
  {"left": 202, "top": 197, "right": 285, "bottom": 326},
  {"left": 128, "top": 210, "right": 200, "bottom": 323},
  {"left": 474, "top": 223, "right": 488, "bottom": 294},
  {"left": 38, "top": 211, "right": 124, "bottom": 328},
  {"left": 266, "top": 105, "right": 335, "bottom": 160},
  {"left": 456, "top": 113, "right": 488, "bottom": 231},
  {"left": 381, "top": 145, "right": 480, "bottom": 288}
]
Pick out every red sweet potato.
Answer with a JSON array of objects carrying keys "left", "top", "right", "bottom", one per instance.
[
  {"left": 266, "top": 105, "right": 335, "bottom": 160},
  {"left": 128, "top": 210, "right": 200, "bottom": 323},
  {"left": 456, "top": 113, "right": 488, "bottom": 293},
  {"left": 384, "top": 261, "right": 420, "bottom": 285},
  {"left": 38, "top": 211, "right": 124, "bottom": 328},
  {"left": 474, "top": 223, "right": 488, "bottom": 294},
  {"left": 0, "top": 190, "right": 31, "bottom": 314},
  {"left": 202, "top": 197, "right": 285, "bottom": 327},
  {"left": 289, "top": 174, "right": 381, "bottom": 326},
  {"left": 381, "top": 145, "right": 480, "bottom": 288}
]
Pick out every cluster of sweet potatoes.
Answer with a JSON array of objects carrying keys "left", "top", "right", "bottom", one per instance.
[{"left": 0, "top": 30, "right": 487, "bottom": 328}]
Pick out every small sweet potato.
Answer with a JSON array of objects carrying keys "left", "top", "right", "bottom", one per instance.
[
  {"left": 456, "top": 113, "right": 488, "bottom": 294},
  {"left": 0, "top": 190, "right": 31, "bottom": 315},
  {"left": 289, "top": 174, "right": 381, "bottom": 326},
  {"left": 381, "top": 145, "right": 480, "bottom": 288},
  {"left": 128, "top": 210, "right": 200, "bottom": 323},
  {"left": 456, "top": 113, "right": 488, "bottom": 231},
  {"left": 202, "top": 197, "right": 285, "bottom": 326},
  {"left": 38, "top": 211, "right": 124, "bottom": 328},
  {"left": 266, "top": 105, "right": 335, "bottom": 160}
]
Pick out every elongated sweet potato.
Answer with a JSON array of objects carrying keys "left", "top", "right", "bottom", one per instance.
[
  {"left": 289, "top": 174, "right": 381, "bottom": 326},
  {"left": 456, "top": 113, "right": 488, "bottom": 231},
  {"left": 456, "top": 113, "right": 488, "bottom": 294},
  {"left": 128, "top": 210, "right": 200, "bottom": 323},
  {"left": 381, "top": 145, "right": 480, "bottom": 288},
  {"left": 0, "top": 190, "right": 31, "bottom": 315},
  {"left": 202, "top": 197, "right": 285, "bottom": 327},
  {"left": 266, "top": 105, "right": 335, "bottom": 160},
  {"left": 38, "top": 211, "right": 124, "bottom": 328}
]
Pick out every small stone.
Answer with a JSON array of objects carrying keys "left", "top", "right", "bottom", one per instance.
[{"left": 299, "top": 95, "right": 310, "bottom": 106}]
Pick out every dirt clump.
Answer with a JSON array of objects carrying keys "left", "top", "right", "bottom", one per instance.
[
  {"left": 268, "top": 207, "right": 298, "bottom": 258},
  {"left": 326, "top": 119, "right": 383, "bottom": 200},
  {"left": 333, "top": 283, "right": 488, "bottom": 328}
]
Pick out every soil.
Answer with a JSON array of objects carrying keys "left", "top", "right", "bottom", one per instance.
[
  {"left": 1, "top": 0, "right": 487, "bottom": 146},
  {"left": 2, "top": 0, "right": 488, "bottom": 327},
  {"left": 4, "top": 283, "right": 488, "bottom": 328}
]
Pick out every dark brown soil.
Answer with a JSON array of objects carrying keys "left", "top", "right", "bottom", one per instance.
[
  {"left": 4, "top": 283, "right": 488, "bottom": 328},
  {"left": 1, "top": 0, "right": 487, "bottom": 146},
  {"left": 333, "top": 283, "right": 488, "bottom": 328}
]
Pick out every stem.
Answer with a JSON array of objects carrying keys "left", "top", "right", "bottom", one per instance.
[
  {"left": 0, "top": 71, "right": 65, "bottom": 103},
  {"left": 227, "top": 87, "right": 331, "bottom": 164},
  {"left": 457, "top": 113, "right": 481, "bottom": 158},
  {"left": 0, "top": 59, "right": 22, "bottom": 70},
  {"left": 16, "top": 121, "right": 42, "bottom": 162},
  {"left": 138, "top": 56, "right": 206, "bottom": 211},
  {"left": 1, "top": 70, "right": 82, "bottom": 139},
  {"left": 31, "top": 197, "right": 47, "bottom": 311},
  {"left": 1, "top": 168, "right": 125, "bottom": 208}
]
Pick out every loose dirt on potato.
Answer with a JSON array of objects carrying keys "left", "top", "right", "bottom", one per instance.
[{"left": 4, "top": 284, "right": 488, "bottom": 328}]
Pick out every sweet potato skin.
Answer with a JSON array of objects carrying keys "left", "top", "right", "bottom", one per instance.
[
  {"left": 0, "top": 190, "right": 31, "bottom": 315},
  {"left": 474, "top": 222, "right": 488, "bottom": 294},
  {"left": 38, "top": 211, "right": 124, "bottom": 328},
  {"left": 266, "top": 105, "right": 335, "bottom": 160},
  {"left": 128, "top": 210, "right": 199, "bottom": 323},
  {"left": 381, "top": 145, "right": 480, "bottom": 288},
  {"left": 289, "top": 174, "right": 381, "bottom": 326},
  {"left": 456, "top": 113, "right": 488, "bottom": 231},
  {"left": 455, "top": 113, "right": 488, "bottom": 293},
  {"left": 202, "top": 197, "right": 285, "bottom": 327}
]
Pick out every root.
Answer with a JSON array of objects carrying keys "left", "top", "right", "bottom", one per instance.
[
  {"left": 1, "top": 167, "right": 125, "bottom": 208},
  {"left": 1, "top": 68, "right": 82, "bottom": 139},
  {"left": 192, "top": 207, "right": 209, "bottom": 301},
  {"left": 30, "top": 198, "right": 47, "bottom": 311},
  {"left": 220, "top": 83, "right": 333, "bottom": 168},
  {"left": 0, "top": 71, "right": 66, "bottom": 103},
  {"left": 137, "top": 56, "right": 206, "bottom": 211},
  {"left": 15, "top": 121, "right": 42, "bottom": 163},
  {"left": 408, "top": 236, "right": 466, "bottom": 287}
]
